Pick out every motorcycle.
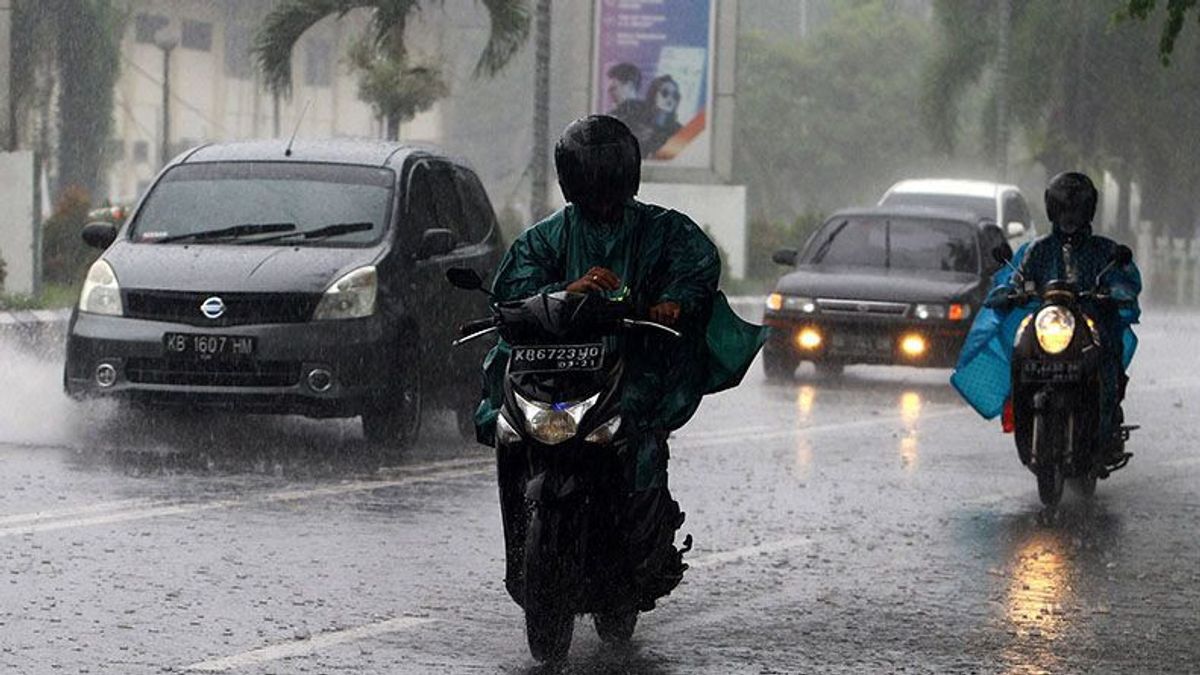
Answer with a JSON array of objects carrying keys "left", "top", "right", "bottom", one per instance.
[
  {"left": 447, "top": 267, "right": 688, "bottom": 662},
  {"left": 992, "top": 245, "right": 1136, "bottom": 506}
]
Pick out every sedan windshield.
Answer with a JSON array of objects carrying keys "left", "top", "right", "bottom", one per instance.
[
  {"left": 881, "top": 192, "right": 995, "bottom": 221},
  {"left": 803, "top": 217, "right": 979, "bottom": 274},
  {"left": 129, "top": 162, "right": 395, "bottom": 246}
]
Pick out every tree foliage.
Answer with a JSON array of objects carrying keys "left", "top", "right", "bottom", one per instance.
[
  {"left": 926, "top": 0, "right": 1200, "bottom": 237},
  {"left": 735, "top": 1, "right": 942, "bottom": 219},
  {"left": 1121, "top": 0, "right": 1200, "bottom": 62},
  {"left": 253, "top": 0, "right": 530, "bottom": 140}
]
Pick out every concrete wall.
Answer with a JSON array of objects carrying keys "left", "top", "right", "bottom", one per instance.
[{"left": 0, "top": 151, "right": 38, "bottom": 295}]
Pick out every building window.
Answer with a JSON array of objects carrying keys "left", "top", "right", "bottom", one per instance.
[
  {"left": 132, "top": 140, "right": 150, "bottom": 164},
  {"left": 134, "top": 14, "right": 169, "bottom": 44},
  {"left": 304, "top": 39, "right": 332, "bottom": 87},
  {"left": 181, "top": 20, "right": 213, "bottom": 52},
  {"left": 224, "top": 25, "right": 254, "bottom": 79}
]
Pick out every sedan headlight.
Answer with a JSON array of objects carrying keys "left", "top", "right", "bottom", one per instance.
[
  {"left": 313, "top": 266, "right": 377, "bottom": 320},
  {"left": 766, "top": 293, "right": 815, "bottom": 313},
  {"left": 514, "top": 391, "right": 600, "bottom": 445},
  {"left": 1035, "top": 306, "right": 1076, "bottom": 354},
  {"left": 914, "top": 304, "right": 946, "bottom": 320},
  {"left": 79, "top": 260, "right": 123, "bottom": 316}
]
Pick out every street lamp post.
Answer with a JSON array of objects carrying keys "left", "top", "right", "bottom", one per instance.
[{"left": 154, "top": 31, "right": 179, "bottom": 167}]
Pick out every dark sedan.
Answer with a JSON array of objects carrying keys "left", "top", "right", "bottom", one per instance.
[
  {"left": 762, "top": 207, "right": 1009, "bottom": 379},
  {"left": 64, "top": 139, "right": 501, "bottom": 448}
]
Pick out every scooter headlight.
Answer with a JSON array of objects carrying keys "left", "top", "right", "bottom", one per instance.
[
  {"left": 1035, "top": 306, "right": 1076, "bottom": 354},
  {"left": 584, "top": 415, "right": 622, "bottom": 444},
  {"left": 514, "top": 391, "right": 600, "bottom": 445}
]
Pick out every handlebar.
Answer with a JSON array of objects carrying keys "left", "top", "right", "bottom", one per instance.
[
  {"left": 458, "top": 317, "right": 496, "bottom": 336},
  {"left": 450, "top": 315, "right": 682, "bottom": 346}
]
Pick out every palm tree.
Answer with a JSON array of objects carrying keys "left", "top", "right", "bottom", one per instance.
[{"left": 253, "top": 0, "right": 531, "bottom": 140}]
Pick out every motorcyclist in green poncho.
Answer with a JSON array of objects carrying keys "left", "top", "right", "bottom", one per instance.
[
  {"left": 476, "top": 115, "right": 767, "bottom": 487},
  {"left": 474, "top": 116, "right": 766, "bottom": 609}
]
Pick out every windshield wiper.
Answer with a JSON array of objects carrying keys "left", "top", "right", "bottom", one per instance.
[
  {"left": 155, "top": 222, "right": 296, "bottom": 244},
  {"left": 234, "top": 221, "right": 374, "bottom": 245},
  {"left": 810, "top": 220, "right": 849, "bottom": 264}
]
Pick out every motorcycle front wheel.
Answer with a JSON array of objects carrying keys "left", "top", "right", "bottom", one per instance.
[
  {"left": 1033, "top": 412, "right": 1065, "bottom": 506},
  {"left": 593, "top": 611, "right": 638, "bottom": 643},
  {"left": 523, "top": 506, "right": 576, "bottom": 662},
  {"left": 1037, "top": 463, "right": 1064, "bottom": 506}
]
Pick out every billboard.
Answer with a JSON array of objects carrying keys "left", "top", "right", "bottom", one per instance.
[{"left": 593, "top": 0, "right": 715, "bottom": 169}]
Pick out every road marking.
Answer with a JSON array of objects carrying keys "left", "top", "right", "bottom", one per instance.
[
  {"left": 687, "top": 536, "right": 812, "bottom": 569},
  {"left": 183, "top": 616, "right": 437, "bottom": 672},
  {"left": 0, "top": 462, "right": 493, "bottom": 539},
  {"left": 0, "top": 497, "right": 159, "bottom": 526}
]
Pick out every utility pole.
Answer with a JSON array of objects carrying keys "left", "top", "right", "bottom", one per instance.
[
  {"left": 155, "top": 30, "right": 179, "bottom": 167},
  {"left": 0, "top": 1, "right": 11, "bottom": 150},
  {"left": 995, "top": 0, "right": 1011, "bottom": 182},
  {"left": 530, "top": 0, "right": 552, "bottom": 221}
]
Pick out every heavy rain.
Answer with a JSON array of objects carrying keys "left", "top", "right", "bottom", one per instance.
[{"left": 1, "top": 0, "right": 1199, "bottom": 672}]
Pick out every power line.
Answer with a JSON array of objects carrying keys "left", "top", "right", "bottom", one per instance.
[{"left": 119, "top": 52, "right": 228, "bottom": 135}]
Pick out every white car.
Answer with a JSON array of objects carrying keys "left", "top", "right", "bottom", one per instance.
[{"left": 878, "top": 179, "right": 1038, "bottom": 245}]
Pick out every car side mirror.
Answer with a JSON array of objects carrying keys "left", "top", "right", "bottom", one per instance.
[
  {"left": 772, "top": 248, "right": 799, "bottom": 266},
  {"left": 446, "top": 267, "right": 484, "bottom": 291},
  {"left": 1005, "top": 221, "right": 1026, "bottom": 238},
  {"left": 1112, "top": 244, "right": 1133, "bottom": 267},
  {"left": 81, "top": 221, "right": 118, "bottom": 250},
  {"left": 416, "top": 228, "right": 456, "bottom": 260}
]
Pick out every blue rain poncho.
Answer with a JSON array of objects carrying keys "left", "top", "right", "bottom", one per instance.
[{"left": 951, "top": 227, "right": 1141, "bottom": 419}]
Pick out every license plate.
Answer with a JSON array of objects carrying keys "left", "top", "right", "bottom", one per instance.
[
  {"left": 164, "top": 333, "right": 257, "bottom": 359},
  {"left": 510, "top": 343, "right": 605, "bottom": 373},
  {"left": 830, "top": 333, "right": 888, "bottom": 355},
  {"left": 1021, "top": 360, "right": 1081, "bottom": 382}
]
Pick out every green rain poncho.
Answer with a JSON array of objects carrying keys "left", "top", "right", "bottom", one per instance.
[{"left": 476, "top": 200, "right": 768, "bottom": 447}]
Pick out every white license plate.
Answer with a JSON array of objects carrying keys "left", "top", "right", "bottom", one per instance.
[{"left": 510, "top": 343, "right": 605, "bottom": 373}]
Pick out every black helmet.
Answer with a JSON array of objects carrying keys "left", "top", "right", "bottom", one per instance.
[
  {"left": 1045, "top": 171, "right": 1097, "bottom": 236},
  {"left": 554, "top": 115, "right": 641, "bottom": 219}
]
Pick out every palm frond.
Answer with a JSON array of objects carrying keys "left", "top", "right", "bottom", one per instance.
[
  {"left": 474, "top": 0, "right": 531, "bottom": 77},
  {"left": 254, "top": 0, "right": 378, "bottom": 98}
]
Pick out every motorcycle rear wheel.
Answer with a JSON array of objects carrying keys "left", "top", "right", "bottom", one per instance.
[{"left": 593, "top": 611, "right": 638, "bottom": 644}]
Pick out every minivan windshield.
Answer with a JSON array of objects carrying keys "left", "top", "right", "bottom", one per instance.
[
  {"left": 802, "top": 217, "right": 979, "bottom": 274},
  {"left": 129, "top": 162, "right": 395, "bottom": 246}
]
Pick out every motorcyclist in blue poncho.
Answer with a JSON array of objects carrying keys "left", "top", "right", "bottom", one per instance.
[{"left": 951, "top": 172, "right": 1142, "bottom": 464}]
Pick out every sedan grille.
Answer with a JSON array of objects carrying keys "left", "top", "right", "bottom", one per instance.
[
  {"left": 125, "top": 358, "right": 302, "bottom": 388},
  {"left": 817, "top": 299, "right": 910, "bottom": 316},
  {"left": 124, "top": 290, "right": 320, "bottom": 327}
]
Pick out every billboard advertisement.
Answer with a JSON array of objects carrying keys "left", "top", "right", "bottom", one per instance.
[{"left": 593, "top": 0, "right": 715, "bottom": 168}]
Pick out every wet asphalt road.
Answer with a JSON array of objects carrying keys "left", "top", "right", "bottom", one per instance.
[{"left": 2, "top": 311, "right": 1200, "bottom": 674}]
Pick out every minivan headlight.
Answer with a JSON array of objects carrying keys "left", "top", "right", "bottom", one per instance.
[
  {"left": 514, "top": 391, "right": 601, "bottom": 445},
  {"left": 79, "top": 260, "right": 123, "bottom": 316},
  {"left": 313, "top": 266, "right": 377, "bottom": 320},
  {"left": 1035, "top": 306, "right": 1076, "bottom": 354}
]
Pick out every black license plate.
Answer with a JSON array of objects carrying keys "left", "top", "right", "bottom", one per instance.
[
  {"left": 510, "top": 343, "right": 605, "bottom": 373},
  {"left": 164, "top": 333, "right": 257, "bottom": 359},
  {"left": 830, "top": 334, "right": 889, "bottom": 355},
  {"left": 1021, "top": 360, "right": 1081, "bottom": 382}
]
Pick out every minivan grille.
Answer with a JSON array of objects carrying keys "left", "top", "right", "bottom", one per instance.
[
  {"left": 817, "top": 299, "right": 910, "bottom": 316},
  {"left": 124, "top": 290, "right": 320, "bottom": 327},
  {"left": 125, "top": 358, "right": 302, "bottom": 388}
]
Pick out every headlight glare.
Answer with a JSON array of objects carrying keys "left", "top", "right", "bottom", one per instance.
[
  {"left": 515, "top": 391, "right": 600, "bottom": 445},
  {"left": 313, "top": 266, "right": 377, "bottom": 320},
  {"left": 1035, "top": 306, "right": 1076, "bottom": 354},
  {"left": 79, "top": 260, "right": 123, "bottom": 316}
]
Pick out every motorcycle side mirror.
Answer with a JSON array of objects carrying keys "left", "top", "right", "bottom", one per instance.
[
  {"left": 1112, "top": 245, "right": 1133, "bottom": 267},
  {"left": 446, "top": 267, "right": 484, "bottom": 291}
]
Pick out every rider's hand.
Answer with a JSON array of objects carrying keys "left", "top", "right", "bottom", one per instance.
[
  {"left": 649, "top": 301, "right": 682, "bottom": 326},
  {"left": 566, "top": 267, "right": 621, "bottom": 294}
]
